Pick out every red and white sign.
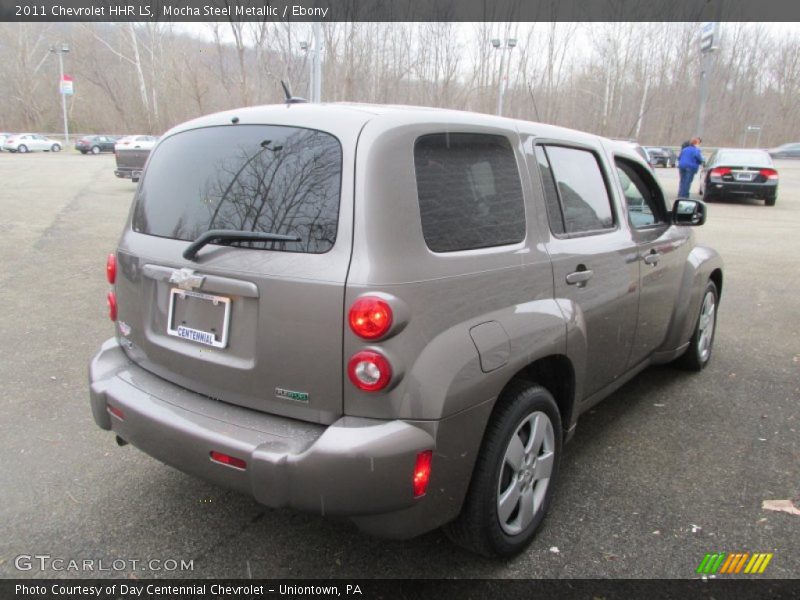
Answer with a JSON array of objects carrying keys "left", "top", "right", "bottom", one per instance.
[{"left": 60, "top": 75, "right": 74, "bottom": 95}]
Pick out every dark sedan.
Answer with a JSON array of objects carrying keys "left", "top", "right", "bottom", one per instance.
[
  {"left": 699, "top": 148, "right": 778, "bottom": 206},
  {"left": 75, "top": 135, "right": 117, "bottom": 155}
]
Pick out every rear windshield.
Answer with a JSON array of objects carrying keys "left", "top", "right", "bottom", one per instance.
[
  {"left": 716, "top": 150, "right": 772, "bottom": 167},
  {"left": 133, "top": 125, "right": 342, "bottom": 254}
]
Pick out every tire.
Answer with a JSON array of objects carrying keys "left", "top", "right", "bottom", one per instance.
[
  {"left": 678, "top": 280, "right": 718, "bottom": 371},
  {"left": 80, "top": 150, "right": 87, "bottom": 155},
  {"left": 91, "top": 146, "right": 101, "bottom": 155},
  {"left": 17, "top": 145, "right": 28, "bottom": 153},
  {"left": 765, "top": 197, "right": 776, "bottom": 207},
  {"left": 445, "top": 381, "right": 562, "bottom": 557},
  {"left": 51, "top": 144, "right": 61, "bottom": 152}
]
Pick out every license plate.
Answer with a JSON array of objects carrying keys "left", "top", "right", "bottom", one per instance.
[
  {"left": 167, "top": 288, "right": 231, "bottom": 348},
  {"left": 734, "top": 171, "right": 755, "bottom": 181}
]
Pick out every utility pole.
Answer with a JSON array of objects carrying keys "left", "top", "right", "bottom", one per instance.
[
  {"left": 50, "top": 44, "right": 70, "bottom": 144},
  {"left": 492, "top": 38, "right": 517, "bottom": 116}
]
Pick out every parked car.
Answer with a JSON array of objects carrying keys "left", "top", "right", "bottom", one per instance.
[
  {"left": 76, "top": 135, "right": 118, "bottom": 154},
  {"left": 0, "top": 132, "right": 12, "bottom": 151},
  {"left": 114, "top": 135, "right": 158, "bottom": 151},
  {"left": 767, "top": 142, "right": 800, "bottom": 159},
  {"left": 3, "top": 133, "right": 61, "bottom": 153},
  {"left": 644, "top": 146, "right": 677, "bottom": 168},
  {"left": 89, "top": 103, "right": 723, "bottom": 557},
  {"left": 699, "top": 148, "right": 778, "bottom": 206}
]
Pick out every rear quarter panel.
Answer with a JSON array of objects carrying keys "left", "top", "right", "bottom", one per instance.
[{"left": 344, "top": 114, "right": 566, "bottom": 423}]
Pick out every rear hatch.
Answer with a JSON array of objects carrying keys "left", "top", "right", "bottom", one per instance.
[{"left": 114, "top": 116, "right": 359, "bottom": 424}]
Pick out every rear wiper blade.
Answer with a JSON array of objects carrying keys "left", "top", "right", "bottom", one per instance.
[{"left": 183, "top": 229, "right": 301, "bottom": 260}]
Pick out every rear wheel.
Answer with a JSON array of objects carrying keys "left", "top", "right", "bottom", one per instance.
[
  {"left": 678, "top": 280, "right": 718, "bottom": 371},
  {"left": 91, "top": 145, "right": 101, "bottom": 155},
  {"left": 17, "top": 145, "right": 28, "bottom": 153},
  {"left": 445, "top": 381, "right": 562, "bottom": 557},
  {"left": 51, "top": 144, "right": 61, "bottom": 152},
  {"left": 765, "top": 197, "right": 776, "bottom": 207}
]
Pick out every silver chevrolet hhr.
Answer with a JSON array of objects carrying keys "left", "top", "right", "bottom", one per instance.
[{"left": 89, "top": 102, "right": 722, "bottom": 556}]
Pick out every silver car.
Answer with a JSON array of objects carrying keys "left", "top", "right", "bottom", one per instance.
[
  {"left": 3, "top": 133, "right": 62, "bottom": 153},
  {"left": 89, "top": 103, "right": 722, "bottom": 557}
]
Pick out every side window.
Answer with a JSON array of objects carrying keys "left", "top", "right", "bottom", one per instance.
[
  {"left": 414, "top": 133, "right": 526, "bottom": 252},
  {"left": 615, "top": 158, "right": 667, "bottom": 229},
  {"left": 542, "top": 145, "right": 615, "bottom": 234}
]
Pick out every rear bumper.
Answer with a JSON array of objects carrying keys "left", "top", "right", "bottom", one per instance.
[
  {"left": 707, "top": 180, "right": 777, "bottom": 199},
  {"left": 89, "top": 339, "right": 483, "bottom": 537}
]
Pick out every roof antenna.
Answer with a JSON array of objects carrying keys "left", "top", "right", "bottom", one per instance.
[{"left": 281, "top": 80, "right": 307, "bottom": 104}]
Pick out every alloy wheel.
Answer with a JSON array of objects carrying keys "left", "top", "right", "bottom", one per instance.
[
  {"left": 697, "top": 290, "right": 716, "bottom": 362},
  {"left": 497, "top": 411, "right": 555, "bottom": 535}
]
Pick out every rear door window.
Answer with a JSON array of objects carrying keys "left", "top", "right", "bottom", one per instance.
[
  {"left": 132, "top": 125, "right": 342, "bottom": 254},
  {"left": 413, "top": 133, "right": 526, "bottom": 252}
]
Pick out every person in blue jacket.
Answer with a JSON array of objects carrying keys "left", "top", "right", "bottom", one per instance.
[{"left": 678, "top": 138, "right": 704, "bottom": 198}]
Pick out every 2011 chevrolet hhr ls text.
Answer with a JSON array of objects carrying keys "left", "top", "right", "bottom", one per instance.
[{"left": 89, "top": 103, "right": 722, "bottom": 557}]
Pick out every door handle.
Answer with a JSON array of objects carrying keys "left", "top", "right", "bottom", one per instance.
[
  {"left": 643, "top": 252, "right": 660, "bottom": 266},
  {"left": 566, "top": 269, "right": 594, "bottom": 286}
]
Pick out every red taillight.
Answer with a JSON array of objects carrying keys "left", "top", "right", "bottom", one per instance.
[
  {"left": 710, "top": 167, "right": 731, "bottom": 177},
  {"left": 107, "top": 404, "right": 125, "bottom": 421},
  {"left": 106, "top": 253, "right": 116, "bottom": 284},
  {"left": 209, "top": 451, "right": 247, "bottom": 470},
  {"left": 347, "top": 350, "right": 392, "bottom": 392},
  {"left": 349, "top": 296, "right": 393, "bottom": 340},
  {"left": 759, "top": 168, "right": 778, "bottom": 180},
  {"left": 107, "top": 291, "right": 117, "bottom": 321},
  {"left": 413, "top": 450, "right": 433, "bottom": 497}
]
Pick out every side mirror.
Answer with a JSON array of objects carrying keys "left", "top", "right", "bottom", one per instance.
[{"left": 672, "top": 198, "right": 706, "bottom": 226}]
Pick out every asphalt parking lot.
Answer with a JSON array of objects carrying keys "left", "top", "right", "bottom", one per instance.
[{"left": 0, "top": 151, "right": 797, "bottom": 579}]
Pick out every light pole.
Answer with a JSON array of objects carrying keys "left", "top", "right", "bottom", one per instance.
[
  {"left": 50, "top": 43, "right": 70, "bottom": 145},
  {"left": 300, "top": 23, "right": 323, "bottom": 103},
  {"left": 299, "top": 40, "right": 312, "bottom": 100},
  {"left": 491, "top": 38, "right": 516, "bottom": 117},
  {"left": 312, "top": 22, "right": 322, "bottom": 103},
  {"left": 696, "top": 20, "right": 721, "bottom": 139}
]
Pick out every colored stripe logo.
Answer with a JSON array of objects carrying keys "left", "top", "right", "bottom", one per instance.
[{"left": 696, "top": 552, "right": 773, "bottom": 574}]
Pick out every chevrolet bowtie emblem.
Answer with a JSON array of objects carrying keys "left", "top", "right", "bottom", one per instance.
[{"left": 170, "top": 268, "right": 205, "bottom": 290}]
